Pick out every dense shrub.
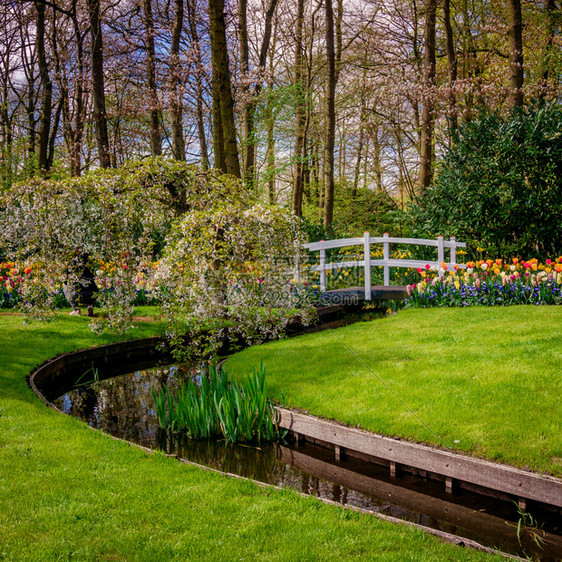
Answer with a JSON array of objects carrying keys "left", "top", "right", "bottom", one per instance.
[
  {"left": 409, "top": 103, "right": 562, "bottom": 258},
  {"left": 0, "top": 159, "right": 312, "bottom": 337},
  {"left": 0, "top": 158, "right": 247, "bottom": 262},
  {"left": 303, "top": 187, "right": 398, "bottom": 242},
  {"left": 159, "top": 199, "right": 313, "bottom": 347}
]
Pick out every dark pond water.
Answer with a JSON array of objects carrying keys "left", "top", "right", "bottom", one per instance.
[{"left": 53, "top": 365, "right": 562, "bottom": 561}]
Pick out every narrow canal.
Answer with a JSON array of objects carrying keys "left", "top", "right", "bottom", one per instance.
[{"left": 52, "top": 364, "right": 562, "bottom": 561}]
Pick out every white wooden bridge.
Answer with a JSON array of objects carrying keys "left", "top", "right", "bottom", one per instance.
[{"left": 301, "top": 233, "right": 466, "bottom": 302}]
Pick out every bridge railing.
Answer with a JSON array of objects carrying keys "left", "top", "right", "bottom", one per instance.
[{"left": 302, "top": 233, "right": 466, "bottom": 300}]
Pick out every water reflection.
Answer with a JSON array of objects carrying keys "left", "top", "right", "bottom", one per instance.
[{"left": 53, "top": 366, "right": 562, "bottom": 561}]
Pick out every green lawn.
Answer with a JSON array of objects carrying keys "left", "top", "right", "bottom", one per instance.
[
  {"left": 227, "top": 306, "right": 562, "bottom": 477},
  {"left": 0, "top": 310, "right": 500, "bottom": 561}
]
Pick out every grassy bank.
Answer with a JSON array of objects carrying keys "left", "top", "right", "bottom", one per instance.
[
  {"left": 227, "top": 306, "right": 562, "bottom": 477},
  {"left": 0, "top": 310, "right": 500, "bottom": 560}
]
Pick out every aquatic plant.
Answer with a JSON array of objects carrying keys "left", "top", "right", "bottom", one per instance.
[
  {"left": 152, "top": 364, "right": 284, "bottom": 444},
  {"left": 512, "top": 502, "right": 546, "bottom": 549}
]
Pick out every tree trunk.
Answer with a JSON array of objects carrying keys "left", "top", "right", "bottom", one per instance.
[
  {"left": 372, "top": 120, "right": 382, "bottom": 193},
  {"left": 54, "top": 6, "right": 72, "bottom": 173},
  {"left": 1, "top": 83, "right": 13, "bottom": 186},
  {"left": 143, "top": 0, "right": 162, "bottom": 157},
  {"left": 292, "top": 0, "right": 305, "bottom": 216},
  {"left": 304, "top": 136, "right": 312, "bottom": 202},
  {"left": 540, "top": 0, "right": 557, "bottom": 97},
  {"left": 211, "top": 80, "right": 225, "bottom": 172},
  {"left": 26, "top": 70, "right": 37, "bottom": 176},
  {"left": 334, "top": 0, "right": 343, "bottom": 82},
  {"left": 507, "top": 0, "right": 524, "bottom": 108},
  {"left": 70, "top": 1, "right": 86, "bottom": 176},
  {"left": 170, "top": 0, "right": 185, "bottom": 161},
  {"left": 35, "top": 0, "right": 52, "bottom": 174},
  {"left": 239, "top": 0, "right": 278, "bottom": 188},
  {"left": 353, "top": 72, "right": 367, "bottom": 198},
  {"left": 208, "top": 0, "right": 225, "bottom": 172},
  {"left": 362, "top": 136, "right": 369, "bottom": 190},
  {"left": 86, "top": 0, "right": 111, "bottom": 168},
  {"left": 187, "top": 0, "right": 209, "bottom": 169},
  {"left": 239, "top": 0, "right": 251, "bottom": 181},
  {"left": 47, "top": 96, "right": 63, "bottom": 170},
  {"left": 266, "top": 102, "right": 276, "bottom": 203},
  {"left": 265, "top": 21, "right": 277, "bottom": 204},
  {"left": 208, "top": 0, "right": 240, "bottom": 178},
  {"left": 444, "top": 0, "right": 458, "bottom": 134},
  {"left": 416, "top": 0, "right": 437, "bottom": 195},
  {"left": 323, "top": 0, "right": 336, "bottom": 227}
]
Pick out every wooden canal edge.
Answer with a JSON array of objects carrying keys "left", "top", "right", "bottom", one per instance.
[
  {"left": 27, "top": 335, "right": 561, "bottom": 559},
  {"left": 276, "top": 407, "right": 562, "bottom": 510},
  {"left": 28, "top": 334, "right": 562, "bottom": 511}
]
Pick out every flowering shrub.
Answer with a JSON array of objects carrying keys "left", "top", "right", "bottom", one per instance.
[
  {"left": 405, "top": 257, "right": 562, "bottom": 307},
  {"left": 0, "top": 161, "right": 314, "bottom": 345},
  {"left": 157, "top": 201, "right": 315, "bottom": 353}
]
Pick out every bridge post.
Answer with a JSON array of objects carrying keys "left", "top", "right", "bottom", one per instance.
[
  {"left": 364, "top": 232, "right": 371, "bottom": 300},
  {"left": 383, "top": 233, "right": 390, "bottom": 286},
  {"left": 319, "top": 248, "right": 327, "bottom": 292},
  {"left": 450, "top": 236, "right": 456, "bottom": 265},
  {"left": 437, "top": 236, "right": 445, "bottom": 278}
]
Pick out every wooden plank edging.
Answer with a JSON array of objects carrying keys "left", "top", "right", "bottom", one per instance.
[
  {"left": 276, "top": 407, "right": 562, "bottom": 508},
  {"left": 28, "top": 336, "right": 562, "bottom": 510}
]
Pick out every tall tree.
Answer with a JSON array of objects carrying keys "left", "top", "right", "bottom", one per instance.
[
  {"left": 86, "top": 0, "right": 111, "bottom": 168},
  {"left": 210, "top": 65, "right": 225, "bottom": 171},
  {"left": 238, "top": 0, "right": 250, "bottom": 177},
  {"left": 323, "top": 0, "right": 336, "bottom": 226},
  {"left": 443, "top": 0, "right": 458, "bottom": 134},
  {"left": 540, "top": 0, "right": 557, "bottom": 97},
  {"left": 34, "top": 0, "right": 52, "bottom": 173},
  {"left": 239, "top": 0, "right": 278, "bottom": 188},
  {"left": 416, "top": 0, "right": 437, "bottom": 194},
  {"left": 56, "top": 0, "right": 87, "bottom": 176},
  {"left": 170, "top": 0, "right": 185, "bottom": 161},
  {"left": 208, "top": 0, "right": 240, "bottom": 178},
  {"left": 187, "top": 0, "right": 209, "bottom": 169},
  {"left": 143, "top": 0, "right": 162, "bottom": 157},
  {"left": 291, "top": 0, "right": 305, "bottom": 217},
  {"left": 265, "top": 14, "right": 278, "bottom": 204},
  {"left": 507, "top": 0, "right": 524, "bottom": 108}
]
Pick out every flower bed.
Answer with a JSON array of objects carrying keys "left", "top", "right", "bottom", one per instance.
[
  {"left": 405, "top": 258, "right": 562, "bottom": 307},
  {"left": 0, "top": 260, "right": 161, "bottom": 310},
  {"left": 0, "top": 261, "right": 31, "bottom": 308},
  {"left": 307, "top": 247, "right": 414, "bottom": 291},
  {"left": 5, "top": 255, "right": 562, "bottom": 311}
]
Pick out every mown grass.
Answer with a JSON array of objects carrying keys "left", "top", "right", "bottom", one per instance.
[
  {"left": 0, "top": 310, "right": 501, "bottom": 560},
  {"left": 227, "top": 306, "right": 562, "bottom": 477}
]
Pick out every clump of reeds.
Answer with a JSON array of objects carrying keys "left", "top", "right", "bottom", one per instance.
[{"left": 151, "top": 363, "right": 285, "bottom": 444}]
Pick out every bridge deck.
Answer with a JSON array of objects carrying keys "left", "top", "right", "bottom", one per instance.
[{"left": 319, "top": 285, "right": 407, "bottom": 306}]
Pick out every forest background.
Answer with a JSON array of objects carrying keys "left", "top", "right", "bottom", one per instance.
[{"left": 0, "top": 0, "right": 560, "bottom": 247}]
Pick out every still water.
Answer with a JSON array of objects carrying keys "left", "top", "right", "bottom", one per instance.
[{"left": 53, "top": 365, "right": 562, "bottom": 561}]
